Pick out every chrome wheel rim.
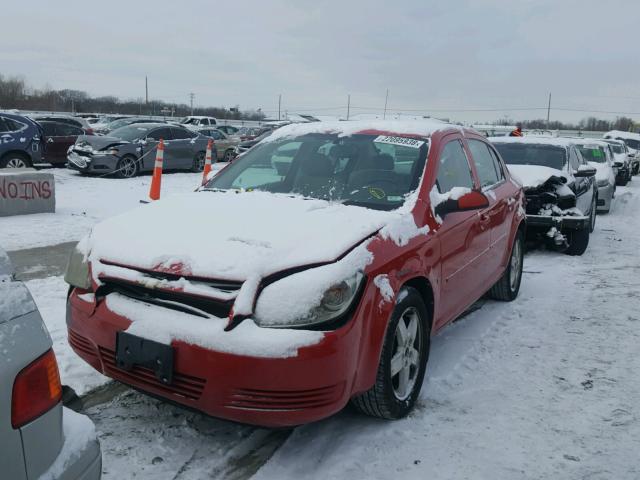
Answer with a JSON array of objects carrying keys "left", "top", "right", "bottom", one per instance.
[
  {"left": 6, "top": 158, "right": 27, "bottom": 168},
  {"left": 120, "top": 158, "right": 136, "bottom": 177},
  {"left": 510, "top": 237, "right": 522, "bottom": 291},
  {"left": 391, "top": 307, "right": 422, "bottom": 401}
]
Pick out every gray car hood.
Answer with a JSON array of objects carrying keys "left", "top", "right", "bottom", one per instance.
[{"left": 76, "top": 135, "right": 131, "bottom": 151}]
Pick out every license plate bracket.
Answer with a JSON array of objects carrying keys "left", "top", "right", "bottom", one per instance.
[{"left": 115, "top": 332, "right": 174, "bottom": 385}]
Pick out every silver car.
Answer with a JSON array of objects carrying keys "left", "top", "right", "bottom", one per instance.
[{"left": 0, "top": 248, "right": 101, "bottom": 479}]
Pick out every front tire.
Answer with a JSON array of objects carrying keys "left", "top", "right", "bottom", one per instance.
[
  {"left": 565, "top": 227, "right": 590, "bottom": 256},
  {"left": 351, "top": 287, "right": 430, "bottom": 420},
  {"left": 488, "top": 229, "right": 524, "bottom": 301},
  {"left": 115, "top": 155, "right": 139, "bottom": 179},
  {"left": 224, "top": 149, "right": 235, "bottom": 162}
]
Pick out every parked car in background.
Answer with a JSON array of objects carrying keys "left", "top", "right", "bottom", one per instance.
[
  {"left": 181, "top": 116, "right": 218, "bottom": 128},
  {"left": 574, "top": 140, "right": 616, "bottom": 213},
  {"left": 216, "top": 125, "right": 239, "bottom": 135},
  {"left": 39, "top": 120, "right": 94, "bottom": 166},
  {"left": 492, "top": 136, "right": 597, "bottom": 255},
  {"left": 67, "top": 123, "right": 211, "bottom": 178},
  {"left": 0, "top": 112, "right": 43, "bottom": 168},
  {"left": 196, "top": 127, "right": 239, "bottom": 161},
  {"left": 603, "top": 130, "right": 640, "bottom": 175},
  {"left": 0, "top": 248, "right": 101, "bottom": 480},
  {"left": 93, "top": 117, "right": 163, "bottom": 135},
  {"left": 233, "top": 129, "right": 273, "bottom": 157},
  {"left": 237, "top": 126, "right": 273, "bottom": 141},
  {"left": 30, "top": 115, "right": 94, "bottom": 135},
  {"left": 602, "top": 138, "right": 632, "bottom": 185},
  {"left": 90, "top": 115, "right": 128, "bottom": 132},
  {"left": 65, "top": 120, "right": 526, "bottom": 427}
]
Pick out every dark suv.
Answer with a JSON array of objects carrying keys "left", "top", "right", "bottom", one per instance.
[{"left": 0, "top": 112, "right": 42, "bottom": 168}]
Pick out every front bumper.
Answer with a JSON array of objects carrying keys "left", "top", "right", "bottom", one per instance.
[
  {"left": 526, "top": 213, "right": 590, "bottom": 231},
  {"left": 66, "top": 290, "right": 365, "bottom": 427},
  {"left": 67, "top": 151, "right": 119, "bottom": 174}
]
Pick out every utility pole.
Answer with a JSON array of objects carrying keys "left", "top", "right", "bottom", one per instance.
[
  {"left": 145, "top": 76, "right": 148, "bottom": 106},
  {"left": 383, "top": 89, "right": 389, "bottom": 120},
  {"left": 278, "top": 94, "right": 282, "bottom": 121},
  {"left": 189, "top": 92, "right": 195, "bottom": 115},
  {"left": 546, "top": 92, "right": 551, "bottom": 129},
  {"left": 347, "top": 94, "right": 351, "bottom": 120}
]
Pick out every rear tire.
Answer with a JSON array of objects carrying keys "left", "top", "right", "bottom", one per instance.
[
  {"left": 1, "top": 153, "right": 32, "bottom": 169},
  {"left": 565, "top": 227, "right": 590, "bottom": 256},
  {"left": 488, "top": 229, "right": 524, "bottom": 301},
  {"left": 351, "top": 287, "right": 430, "bottom": 420},
  {"left": 191, "top": 151, "right": 205, "bottom": 172},
  {"left": 224, "top": 149, "right": 235, "bottom": 162}
]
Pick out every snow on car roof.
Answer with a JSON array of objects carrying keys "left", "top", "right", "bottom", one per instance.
[
  {"left": 603, "top": 130, "right": 640, "bottom": 140},
  {"left": 264, "top": 119, "right": 462, "bottom": 143},
  {"left": 489, "top": 135, "right": 577, "bottom": 148}
]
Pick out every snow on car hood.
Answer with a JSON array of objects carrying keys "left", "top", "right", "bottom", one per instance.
[
  {"left": 589, "top": 162, "right": 614, "bottom": 184},
  {"left": 506, "top": 164, "right": 568, "bottom": 189},
  {"left": 86, "top": 190, "right": 425, "bottom": 282}
]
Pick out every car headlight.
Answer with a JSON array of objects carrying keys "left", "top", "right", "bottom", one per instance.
[
  {"left": 64, "top": 244, "right": 91, "bottom": 290},
  {"left": 254, "top": 271, "right": 364, "bottom": 328}
]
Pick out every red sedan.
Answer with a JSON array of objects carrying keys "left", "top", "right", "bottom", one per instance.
[{"left": 65, "top": 120, "right": 526, "bottom": 427}]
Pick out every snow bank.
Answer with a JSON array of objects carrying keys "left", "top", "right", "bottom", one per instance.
[
  {"left": 39, "top": 408, "right": 97, "bottom": 480},
  {"left": 106, "top": 293, "right": 324, "bottom": 358}
]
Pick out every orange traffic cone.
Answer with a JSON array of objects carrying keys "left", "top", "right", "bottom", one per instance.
[
  {"left": 149, "top": 139, "right": 164, "bottom": 201},
  {"left": 202, "top": 139, "right": 214, "bottom": 185}
]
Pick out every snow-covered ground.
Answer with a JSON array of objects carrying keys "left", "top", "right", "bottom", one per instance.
[
  {"left": 10, "top": 170, "right": 640, "bottom": 479},
  {"left": 0, "top": 167, "right": 225, "bottom": 251}
]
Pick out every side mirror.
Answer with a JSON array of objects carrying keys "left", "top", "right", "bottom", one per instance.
[
  {"left": 435, "top": 190, "right": 489, "bottom": 218},
  {"left": 575, "top": 165, "right": 597, "bottom": 178}
]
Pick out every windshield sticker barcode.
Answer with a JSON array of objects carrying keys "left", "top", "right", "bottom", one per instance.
[{"left": 373, "top": 135, "right": 425, "bottom": 149}]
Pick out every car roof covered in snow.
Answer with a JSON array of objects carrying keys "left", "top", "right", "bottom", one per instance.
[
  {"left": 489, "top": 135, "right": 578, "bottom": 149},
  {"left": 603, "top": 130, "right": 640, "bottom": 140},
  {"left": 263, "top": 119, "right": 467, "bottom": 143}
]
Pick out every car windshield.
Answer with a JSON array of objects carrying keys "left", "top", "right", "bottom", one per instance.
[
  {"left": 205, "top": 133, "right": 428, "bottom": 211},
  {"left": 110, "top": 125, "right": 152, "bottom": 141},
  {"left": 577, "top": 145, "right": 607, "bottom": 163},
  {"left": 183, "top": 118, "right": 198, "bottom": 125},
  {"left": 494, "top": 143, "right": 567, "bottom": 170}
]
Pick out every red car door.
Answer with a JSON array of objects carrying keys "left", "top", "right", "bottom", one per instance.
[
  {"left": 433, "top": 136, "right": 491, "bottom": 328},
  {"left": 42, "top": 122, "right": 84, "bottom": 165},
  {"left": 465, "top": 138, "right": 513, "bottom": 274}
]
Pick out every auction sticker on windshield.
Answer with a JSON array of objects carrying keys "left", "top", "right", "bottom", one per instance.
[{"left": 374, "top": 135, "right": 425, "bottom": 149}]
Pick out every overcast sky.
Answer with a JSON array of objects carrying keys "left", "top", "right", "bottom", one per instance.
[{"left": 2, "top": 0, "right": 640, "bottom": 123}]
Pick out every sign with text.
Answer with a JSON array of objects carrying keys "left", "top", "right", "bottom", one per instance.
[{"left": 0, "top": 170, "right": 56, "bottom": 217}]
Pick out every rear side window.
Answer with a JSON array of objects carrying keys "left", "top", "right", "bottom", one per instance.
[
  {"left": 147, "top": 128, "right": 172, "bottom": 141},
  {"left": 467, "top": 139, "right": 502, "bottom": 188},
  {"left": 436, "top": 140, "right": 475, "bottom": 193},
  {"left": 57, "top": 123, "right": 83, "bottom": 136},
  {"left": 171, "top": 127, "right": 197, "bottom": 139},
  {"left": 40, "top": 122, "right": 57, "bottom": 136},
  {"left": 3, "top": 118, "right": 26, "bottom": 132}
]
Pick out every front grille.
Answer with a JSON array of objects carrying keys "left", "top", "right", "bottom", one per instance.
[
  {"left": 101, "top": 279, "right": 234, "bottom": 318},
  {"left": 68, "top": 329, "right": 98, "bottom": 360},
  {"left": 99, "top": 347, "right": 206, "bottom": 400},
  {"left": 226, "top": 384, "right": 343, "bottom": 411}
]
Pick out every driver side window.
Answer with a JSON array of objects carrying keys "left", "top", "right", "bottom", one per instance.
[{"left": 436, "top": 140, "right": 475, "bottom": 193}]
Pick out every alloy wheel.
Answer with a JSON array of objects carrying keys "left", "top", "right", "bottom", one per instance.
[
  {"left": 120, "top": 157, "right": 137, "bottom": 178},
  {"left": 510, "top": 236, "right": 523, "bottom": 292},
  {"left": 390, "top": 307, "right": 423, "bottom": 401},
  {"left": 6, "top": 157, "right": 28, "bottom": 168}
]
